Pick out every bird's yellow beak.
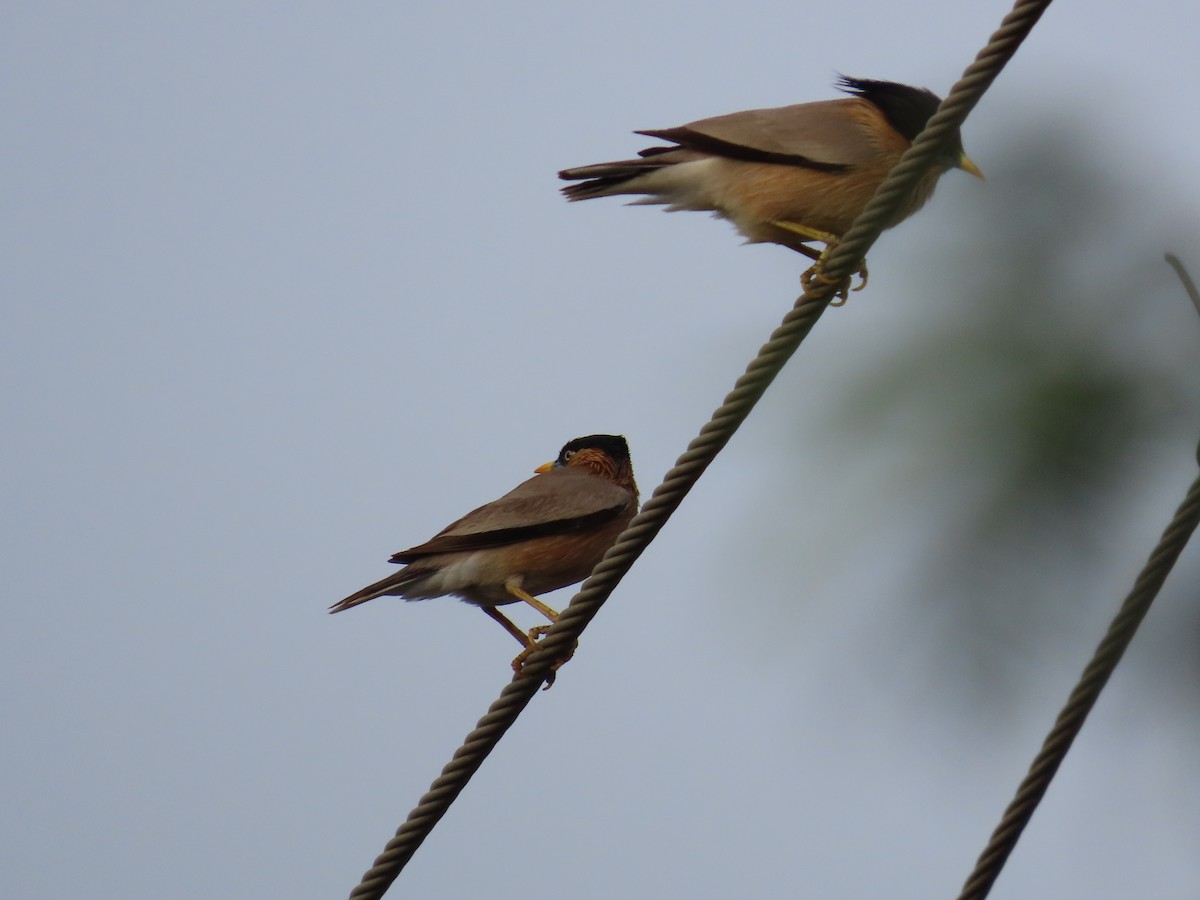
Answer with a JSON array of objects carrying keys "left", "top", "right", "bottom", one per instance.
[
  {"left": 958, "top": 153, "right": 984, "bottom": 180},
  {"left": 534, "top": 461, "right": 555, "bottom": 474}
]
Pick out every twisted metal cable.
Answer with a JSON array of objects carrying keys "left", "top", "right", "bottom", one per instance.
[
  {"left": 955, "top": 458, "right": 1200, "bottom": 900},
  {"left": 346, "top": 3, "right": 1053, "bottom": 896},
  {"left": 822, "top": 0, "right": 1054, "bottom": 287},
  {"left": 955, "top": 257, "right": 1200, "bottom": 900},
  {"left": 1165, "top": 253, "right": 1200, "bottom": 317}
]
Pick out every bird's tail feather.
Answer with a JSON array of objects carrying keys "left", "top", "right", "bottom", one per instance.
[
  {"left": 558, "top": 157, "right": 671, "bottom": 200},
  {"left": 329, "top": 569, "right": 418, "bottom": 614}
]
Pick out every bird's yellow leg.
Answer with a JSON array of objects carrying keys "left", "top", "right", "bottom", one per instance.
[
  {"left": 502, "top": 580, "right": 576, "bottom": 689},
  {"left": 483, "top": 605, "right": 549, "bottom": 685},
  {"left": 481, "top": 604, "right": 536, "bottom": 649},
  {"left": 504, "top": 578, "right": 561, "bottom": 623},
  {"left": 771, "top": 219, "right": 839, "bottom": 245}
]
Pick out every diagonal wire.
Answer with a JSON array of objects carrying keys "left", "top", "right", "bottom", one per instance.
[
  {"left": 955, "top": 457, "right": 1200, "bottom": 900},
  {"left": 954, "top": 257, "right": 1200, "bottom": 900},
  {"left": 1165, "top": 253, "right": 1200, "bottom": 317},
  {"left": 345, "top": 2, "right": 1054, "bottom": 896},
  {"left": 819, "top": 0, "right": 1054, "bottom": 288}
]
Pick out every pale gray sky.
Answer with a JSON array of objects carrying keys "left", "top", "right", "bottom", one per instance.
[{"left": 4, "top": 2, "right": 1199, "bottom": 898}]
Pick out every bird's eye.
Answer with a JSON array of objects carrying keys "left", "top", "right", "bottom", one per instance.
[{"left": 562, "top": 449, "right": 576, "bottom": 463}]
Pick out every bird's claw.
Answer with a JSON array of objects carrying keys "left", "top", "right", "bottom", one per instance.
[
  {"left": 801, "top": 260, "right": 868, "bottom": 305},
  {"left": 511, "top": 626, "right": 575, "bottom": 691}
]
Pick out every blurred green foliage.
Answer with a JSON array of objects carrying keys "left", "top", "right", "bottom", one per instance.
[{"left": 770, "top": 122, "right": 1200, "bottom": 708}]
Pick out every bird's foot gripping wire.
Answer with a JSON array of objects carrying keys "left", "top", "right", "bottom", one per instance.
[
  {"left": 771, "top": 220, "right": 867, "bottom": 305},
  {"left": 800, "top": 257, "right": 869, "bottom": 305},
  {"left": 771, "top": 218, "right": 838, "bottom": 248},
  {"left": 503, "top": 580, "right": 576, "bottom": 690},
  {"left": 510, "top": 624, "right": 576, "bottom": 690}
]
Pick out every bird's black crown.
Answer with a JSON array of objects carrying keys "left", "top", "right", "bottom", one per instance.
[
  {"left": 836, "top": 76, "right": 945, "bottom": 144},
  {"left": 558, "top": 434, "right": 630, "bottom": 465}
]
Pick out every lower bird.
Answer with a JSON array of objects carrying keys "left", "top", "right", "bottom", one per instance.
[
  {"left": 559, "top": 76, "right": 982, "bottom": 294},
  {"left": 331, "top": 435, "right": 638, "bottom": 685}
]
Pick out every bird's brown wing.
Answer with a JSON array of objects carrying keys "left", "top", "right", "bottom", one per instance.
[
  {"left": 389, "top": 468, "right": 634, "bottom": 563},
  {"left": 639, "top": 98, "right": 877, "bottom": 171}
]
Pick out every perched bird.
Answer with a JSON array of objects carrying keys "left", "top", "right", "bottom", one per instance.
[
  {"left": 559, "top": 76, "right": 982, "bottom": 291},
  {"left": 331, "top": 435, "right": 638, "bottom": 682}
]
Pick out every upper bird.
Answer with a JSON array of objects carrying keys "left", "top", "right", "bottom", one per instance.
[
  {"left": 559, "top": 76, "right": 981, "bottom": 278},
  {"left": 331, "top": 435, "right": 638, "bottom": 683}
]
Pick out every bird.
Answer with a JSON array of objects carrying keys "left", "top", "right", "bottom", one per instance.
[
  {"left": 559, "top": 76, "right": 982, "bottom": 295},
  {"left": 331, "top": 435, "right": 638, "bottom": 684}
]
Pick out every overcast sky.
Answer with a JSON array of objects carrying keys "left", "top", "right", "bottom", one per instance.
[{"left": 4, "top": 2, "right": 1199, "bottom": 898}]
